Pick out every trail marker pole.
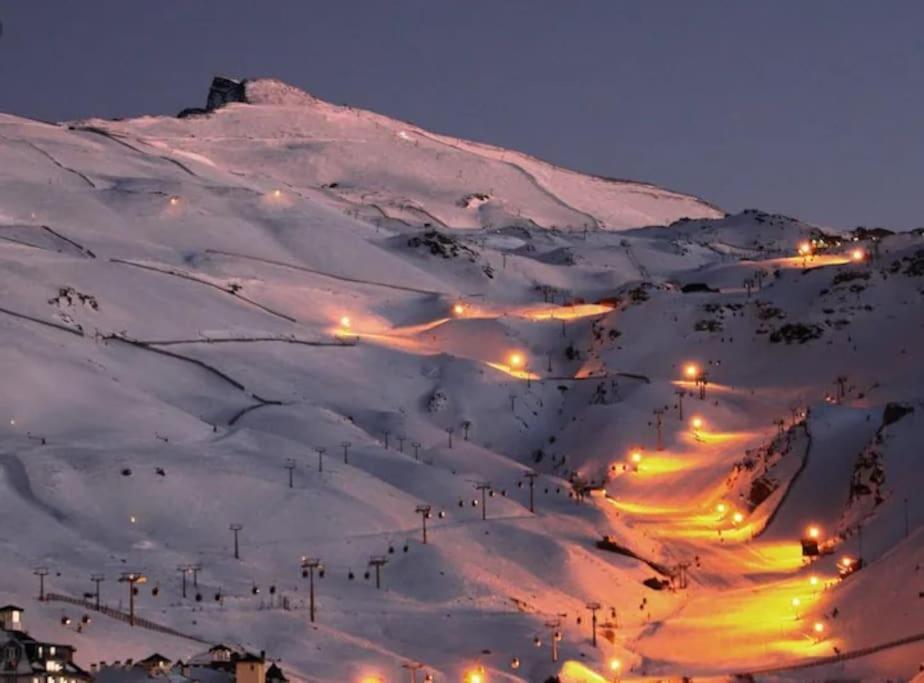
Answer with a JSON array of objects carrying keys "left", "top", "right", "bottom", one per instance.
[
  {"left": 230, "top": 524, "right": 243, "bottom": 560},
  {"left": 525, "top": 471, "right": 538, "bottom": 513}
]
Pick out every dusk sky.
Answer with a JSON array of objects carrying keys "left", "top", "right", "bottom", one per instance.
[{"left": 1, "top": 1, "right": 921, "bottom": 230}]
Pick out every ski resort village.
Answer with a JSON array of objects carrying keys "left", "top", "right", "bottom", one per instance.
[{"left": 0, "top": 76, "right": 922, "bottom": 683}]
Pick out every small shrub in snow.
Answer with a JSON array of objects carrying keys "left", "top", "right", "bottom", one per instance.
[
  {"left": 427, "top": 389, "right": 449, "bottom": 413},
  {"left": 769, "top": 323, "right": 823, "bottom": 344},
  {"left": 694, "top": 319, "right": 722, "bottom": 332},
  {"left": 832, "top": 270, "right": 870, "bottom": 286},
  {"left": 48, "top": 286, "right": 99, "bottom": 310}
]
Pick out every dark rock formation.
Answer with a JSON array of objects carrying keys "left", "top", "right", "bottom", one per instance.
[{"left": 178, "top": 76, "right": 249, "bottom": 118}]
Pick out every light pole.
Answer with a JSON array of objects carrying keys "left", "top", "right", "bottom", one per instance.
[
  {"left": 300, "top": 557, "right": 323, "bottom": 623},
  {"left": 33, "top": 567, "right": 49, "bottom": 601},
  {"left": 397, "top": 435, "right": 406, "bottom": 453},
  {"left": 368, "top": 556, "right": 387, "bottom": 589},
  {"left": 341, "top": 441, "right": 352, "bottom": 464},
  {"left": 609, "top": 658, "right": 622, "bottom": 683},
  {"left": 118, "top": 572, "right": 146, "bottom": 626},
  {"left": 412, "top": 442, "right": 421, "bottom": 461},
  {"left": 230, "top": 524, "right": 243, "bottom": 560},
  {"left": 415, "top": 504, "right": 432, "bottom": 544},
  {"left": 177, "top": 565, "right": 191, "bottom": 599},
  {"left": 285, "top": 459, "right": 296, "bottom": 488},
  {"left": 653, "top": 408, "right": 665, "bottom": 451},
  {"left": 90, "top": 574, "right": 104, "bottom": 610},
  {"left": 447, "top": 428, "right": 454, "bottom": 449},
  {"left": 191, "top": 564, "right": 202, "bottom": 587},
  {"left": 384, "top": 430, "right": 391, "bottom": 449},
  {"left": 316, "top": 447, "right": 326, "bottom": 473},
  {"left": 697, "top": 373, "right": 708, "bottom": 400},
  {"left": 475, "top": 482, "right": 492, "bottom": 521},
  {"left": 544, "top": 619, "right": 563, "bottom": 662},
  {"left": 675, "top": 389, "right": 685, "bottom": 420},
  {"left": 401, "top": 662, "right": 424, "bottom": 683},
  {"left": 586, "top": 602, "right": 601, "bottom": 647}
]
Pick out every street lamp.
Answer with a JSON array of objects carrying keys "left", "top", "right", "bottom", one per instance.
[
  {"left": 812, "top": 621, "right": 826, "bottom": 642},
  {"left": 691, "top": 416, "right": 705, "bottom": 440},
  {"left": 683, "top": 363, "right": 700, "bottom": 380},
  {"left": 464, "top": 667, "right": 485, "bottom": 683},
  {"left": 509, "top": 352, "right": 525, "bottom": 369},
  {"left": 453, "top": 302, "right": 466, "bottom": 316},
  {"left": 610, "top": 658, "right": 622, "bottom": 682},
  {"left": 629, "top": 449, "right": 642, "bottom": 472},
  {"left": 851, "top": 248, "right": 865, "bottom": 262}
]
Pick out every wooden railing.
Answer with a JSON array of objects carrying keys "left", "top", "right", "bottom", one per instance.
[{"left": 45, "top": 593, "right": 209, "bottom": 645}]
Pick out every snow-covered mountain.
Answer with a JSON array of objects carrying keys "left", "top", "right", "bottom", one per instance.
[
  {"left": 76, "top": 77, "right": 723, "bottom": 233},
  {"left": 0, "top": 78, "right": 921, "bottom": 683}
]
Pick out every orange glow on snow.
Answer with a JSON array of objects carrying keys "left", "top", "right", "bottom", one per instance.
[
  {"left": 560, "top": 661, "right": 607, "bottom": 682},
  {"left": 517, "top": 303, "right": 614, "bottom": 321}
]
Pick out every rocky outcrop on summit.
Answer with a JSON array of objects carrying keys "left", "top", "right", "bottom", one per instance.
[{"left": 178, "top": 76, "right": 248, "bottom": 118}]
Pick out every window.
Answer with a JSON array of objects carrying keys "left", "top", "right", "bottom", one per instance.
[{"left": 49, "top": 647, "right": 56, "bottom": 657}]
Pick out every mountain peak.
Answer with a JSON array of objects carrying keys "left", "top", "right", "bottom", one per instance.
[{"left": 178, "top": 76, "right": 320, "bottom": 118}]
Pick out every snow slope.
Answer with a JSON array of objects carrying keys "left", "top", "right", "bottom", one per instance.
[
  {"left": 75, "top": 78, "right": 723, "bottom": 233},
  {"left": 0, "top": 81, "right": 922, "bottom": 683}
]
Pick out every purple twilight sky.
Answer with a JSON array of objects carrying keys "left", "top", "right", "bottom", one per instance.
[{"left": 0, "top": 1, "right": 922, "bottom": 230}]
